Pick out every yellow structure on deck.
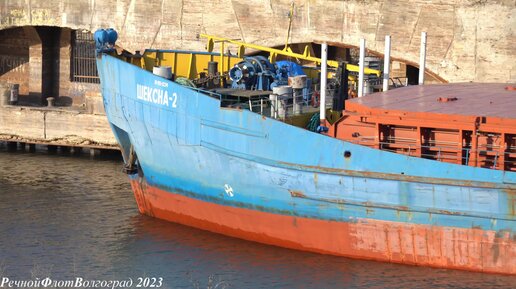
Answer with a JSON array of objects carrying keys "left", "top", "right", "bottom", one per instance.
[
  {"left": 134, "top": 35, "right": 381, "bottom": 83},
  {"left": 140, "top": 50, "right": 241, "bottom": 80},
  {"left": 200, "top": 34, "right": 381, "bottom": 77}
]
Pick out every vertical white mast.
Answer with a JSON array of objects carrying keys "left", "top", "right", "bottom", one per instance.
[
  {"left": 419, "top": 32, "right": 427, "bottom": 85},
  {"left": 383, "top": 35, "right": 391, "bottom": 92},
  {"left": 358, "top": 38, "right": 366, "bottom": 97},
  {"left": 320, "top": 43, "right": 328, "bottom": 122}
]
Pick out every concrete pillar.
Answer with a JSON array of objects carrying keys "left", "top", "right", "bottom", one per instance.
[
  {"left": 22, "top": 27, "right": 61, "bottom": 106},
  {"left": 47, "top": 145, "right": 57, "bottom": 153},
  {"left": 90, "top": 148, "right": 100, "bottom": 157},
  {"left": 23, "top": 27, "right": 43, "bottom": 105},
  {"left": 58, "top": 29, "right": 72, "bottom": 104},
  {"left": 38, "top": 27, "right": 61, "bottom": 104},
  {"left": 60, "top": 146, "right": 70, "bottom": 153},
  {"left": 71, "top": 147, "right": 82, "bottom": 155},
  {"left": 7, "top": 142, "right": 17, "bottom": 151}
]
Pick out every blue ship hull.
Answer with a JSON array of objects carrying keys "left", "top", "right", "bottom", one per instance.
[{"left": 97, "top": 54, "right": 515, "bottom": 274}]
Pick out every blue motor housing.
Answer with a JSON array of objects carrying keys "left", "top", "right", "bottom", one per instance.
[
  {"left": 94, "top": 30, "right": 108, "bottom": 47},
  {"left": 229, "top": 57, "right": 305, "bottom": 91},
  {"left": 275, "top": 61, "right": 305, "bottom": 77},
  {"left": 94, "top": 28, "right": 117, "bottom": 54},
  {"left": 106, "top": 28, "right": 118, "bottom": 46}
]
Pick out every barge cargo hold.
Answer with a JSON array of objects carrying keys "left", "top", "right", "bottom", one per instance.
[
  {"left": 96, "top": 40, "right": 515, "bottom": 274},
  {"left": 328, "top": 83, "right": 516, "bottom": 171}
]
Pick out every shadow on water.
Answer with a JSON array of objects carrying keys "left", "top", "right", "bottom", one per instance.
[{"left": 0, "top": 144, "right": 514, "bottom": 288}]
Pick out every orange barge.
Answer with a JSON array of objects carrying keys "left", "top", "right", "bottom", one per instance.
[{"left": 328, "top": 83, "right": 516, "bottom": 171}]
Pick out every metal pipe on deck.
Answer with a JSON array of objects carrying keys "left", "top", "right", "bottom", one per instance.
[
  {"left": 419, "top": 32, "right": 427, "bottom": 85},
  {"left": 358, "top": 39, "right": 365, "bottom": 97},
  {"left": 219, "top": 42, "right": 225, "bottom": 87},
  {"left": 320, "top": 43, "right": 328, "bottom": 122},
  {"left": 383, "top": 35, "right": 391, "bottom": 92},
  {"left": 219, "top": 42, "right": 225, "bottom": 75}
]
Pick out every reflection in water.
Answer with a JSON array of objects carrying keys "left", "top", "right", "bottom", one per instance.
[{"left": 0, "top": 144, "right": 514, "bottom": 288}]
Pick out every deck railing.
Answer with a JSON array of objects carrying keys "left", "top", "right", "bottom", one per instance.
[{"left": 350, "top": 137, "right": 515, "bottom": 171}]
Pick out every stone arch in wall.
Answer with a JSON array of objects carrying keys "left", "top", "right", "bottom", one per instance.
[
  {"left": 0, "top": 25, "right": 101, "bottom": 109},
  {"left": 0, "top": 27, "right": 31, "bottom": 99}
]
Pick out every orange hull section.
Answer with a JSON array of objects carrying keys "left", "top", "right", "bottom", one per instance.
[{"left": 131, "top": 179, "right": 516, "bottom": 275}]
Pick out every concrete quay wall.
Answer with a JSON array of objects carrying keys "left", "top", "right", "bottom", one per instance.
[
  {"left": 0, "top": 106, "right": 117, "bottom": 147},
  {"left": 1, "top": 0, "right": 515, "bottom": 83}
]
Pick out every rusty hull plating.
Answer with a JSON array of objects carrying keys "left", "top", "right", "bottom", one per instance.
[{"left": 131, "top": 178, "right": 515, "bottom": 275}]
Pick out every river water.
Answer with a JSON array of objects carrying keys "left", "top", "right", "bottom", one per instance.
[{"left": 0, "top": 145, "right": 514, "bottom": 289}]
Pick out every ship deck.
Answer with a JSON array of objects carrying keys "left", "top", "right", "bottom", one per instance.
[{"left": 347, "top": 83, "right": 515, "bottom": 120}]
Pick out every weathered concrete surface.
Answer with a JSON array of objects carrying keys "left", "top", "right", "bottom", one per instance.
[
  {"left": 1, "top": 0, "right": 514, "bottom": 83},
  {"left": 0, "top": 106, "right": 117, "bottom": 147},
  {"left": 0, "top": 27, "right": 29, "bottom": 95},
  {"left": 0, "top": 26, "right": 103, "bottom": 107}
]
